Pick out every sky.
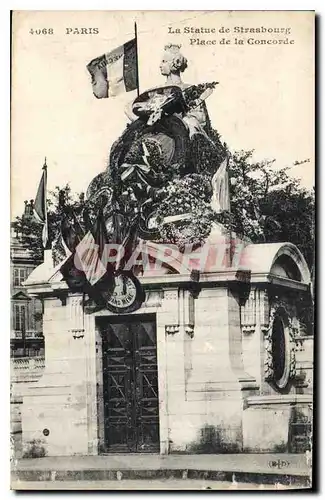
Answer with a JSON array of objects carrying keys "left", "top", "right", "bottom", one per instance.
[{"left": 11, "top": 10, "right": 314, "bottom": 218}]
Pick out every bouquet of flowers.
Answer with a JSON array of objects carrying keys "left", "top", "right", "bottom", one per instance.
[{"left": 183, "top": 82, "right": 218, "bottom": 110}]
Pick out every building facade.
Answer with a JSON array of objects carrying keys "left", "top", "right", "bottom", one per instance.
[
  {"left": 11, "top": 202, "right": 44, "bottom": 358},
  {"left": 11, "top": 202, "right": 45, "bottom": 459}
]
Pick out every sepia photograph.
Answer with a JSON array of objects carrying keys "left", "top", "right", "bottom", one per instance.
[{"left": 10, "top": 10, "right": 315, "bottom": 490}]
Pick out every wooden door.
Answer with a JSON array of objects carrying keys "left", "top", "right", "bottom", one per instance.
[{"left": 100, "top": 315, "right": 159, "bottom": 453}]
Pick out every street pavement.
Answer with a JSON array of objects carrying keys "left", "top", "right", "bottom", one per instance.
[
  {"left": 11, "top": 453, "right": 312, "bottom": 490},
  {"left": 13, "top": 453, "right": 310, "bottom": 476},
  {"left": 11, "top": 479, "right": 302, "bottom": 490}
]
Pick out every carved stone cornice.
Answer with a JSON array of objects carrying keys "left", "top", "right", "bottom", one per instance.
[
  {"left": 68, "top": 295, "right": 85, "bottom": 338},
  {"left": 71, "top": 329, "right": 85, "bottom": 339},
  {"left": 241, "top": 289, "right": 256, "bottom": 335},
  {"left": 165, "top": 324, "right": 179, "bottom": 335},
  {"left": 184, "top": 324, "right": 194, "bottom": 339},
  {"left": 163, "top": 287, "right": 196, "bottom": 338}
]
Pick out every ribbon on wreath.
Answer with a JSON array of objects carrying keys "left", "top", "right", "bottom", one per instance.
[
  {"left": 120, "top": 140, "right": 159, "bottom": 187},
  {"left": 120, "top": 162, "right": 152, "bottom": 184}
]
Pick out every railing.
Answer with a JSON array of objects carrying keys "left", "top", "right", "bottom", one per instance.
[
  {"left": 11, "top": 357, "right": 45, "bottom": 383},
  {"left": 11, "top": 356, "right": 45, "bottom": 371},
  {"left": 11, "top": 330, "right": 44, "bottom": 339}
]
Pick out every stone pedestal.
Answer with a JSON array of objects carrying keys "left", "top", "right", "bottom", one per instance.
[{"left": 21, "top": 241, "right": 313, "bottom": 457}]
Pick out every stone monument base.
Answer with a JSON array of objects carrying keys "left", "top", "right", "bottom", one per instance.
[{"left": 21, "top": 240, "right": 313, "bottom": 457}]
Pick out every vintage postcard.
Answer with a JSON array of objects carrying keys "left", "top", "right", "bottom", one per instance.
[{"left": 10, "top": 10, "right": 314, "bottom": 490}]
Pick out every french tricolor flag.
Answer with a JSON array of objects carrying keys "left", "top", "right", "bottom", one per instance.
[{"left": 87, "top": 37, "right": 138, "bottom": 99}]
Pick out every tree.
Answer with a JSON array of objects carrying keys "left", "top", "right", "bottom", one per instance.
[
  {"left": 220, "top": 149, "right": 314, "bottom": 334},
  {"left": 12, "top": 184, "right": 86, "bottom": 262},
  {"left": 222, "top": 149, "right": 314, "bottom": 271}
]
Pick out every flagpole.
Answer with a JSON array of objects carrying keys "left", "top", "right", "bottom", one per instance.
[
  {"left": 43, "top": 157, "right": 49, "bottom": 250},
  {"left": 134, "top": 21, "right": 140, "bottom": 97},
  {"left": 42, "top": 157, "right": 52, "bottom": 267}
]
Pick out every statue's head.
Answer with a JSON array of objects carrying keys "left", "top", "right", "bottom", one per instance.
[{"left": 160, "top": 44, "right": 188, "bottom": 77}]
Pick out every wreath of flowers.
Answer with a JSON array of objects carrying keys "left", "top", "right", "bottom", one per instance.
[
  {"left": 122, "top": 136, "right": 180, "bottom": 186},
  {"left": 155, "top": 174, "right": 215, "bottom": 250}
]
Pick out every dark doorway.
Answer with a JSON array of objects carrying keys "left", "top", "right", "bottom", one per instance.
[{"left": 98, "top": 314, "right": 160, "bottom": 453}]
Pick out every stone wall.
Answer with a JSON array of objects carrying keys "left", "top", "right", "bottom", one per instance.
[
  {"left": 164, "top": 287, "right": 243, "bottom": 453},
  {"left": 21, "top": 295, "right": 98, "bottom": 457}
]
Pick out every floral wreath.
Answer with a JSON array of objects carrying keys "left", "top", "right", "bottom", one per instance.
[{"left": 155, "top": 173, "right": 214, "bottom": 250}]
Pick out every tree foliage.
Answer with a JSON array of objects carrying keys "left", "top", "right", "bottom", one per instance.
[
  {"left": 12, "top": 185, "right": 85, "bottom": 262},
  {"left": 216, "top": 148, "right": 314, "bottom": 271}
]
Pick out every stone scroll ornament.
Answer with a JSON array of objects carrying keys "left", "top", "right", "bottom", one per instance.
[{"left": 59, "top": 82, "right": 227, "bottom": 313}]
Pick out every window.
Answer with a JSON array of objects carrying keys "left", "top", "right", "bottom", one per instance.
[
  {"left": 13, "top": 268, "right": 29, "bottom": 286},
  {"left": 13, "top": 303, "right": 27, "bottom": 331}
]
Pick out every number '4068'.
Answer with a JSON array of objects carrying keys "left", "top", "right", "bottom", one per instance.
[{"left": 29, "top": 28, "right": 54, "bottom": 35}]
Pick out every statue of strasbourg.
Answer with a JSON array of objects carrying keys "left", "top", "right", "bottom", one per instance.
[{"left": 85, "top": 43, "right": 228, "bottom": 249}]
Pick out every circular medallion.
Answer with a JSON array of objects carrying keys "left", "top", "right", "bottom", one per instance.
[
  {"left": 109, "top": 115, "right": 190, "bottom": 177},
  {"left": 103, "top": 272, "right": 144, "bottom": 314}
]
